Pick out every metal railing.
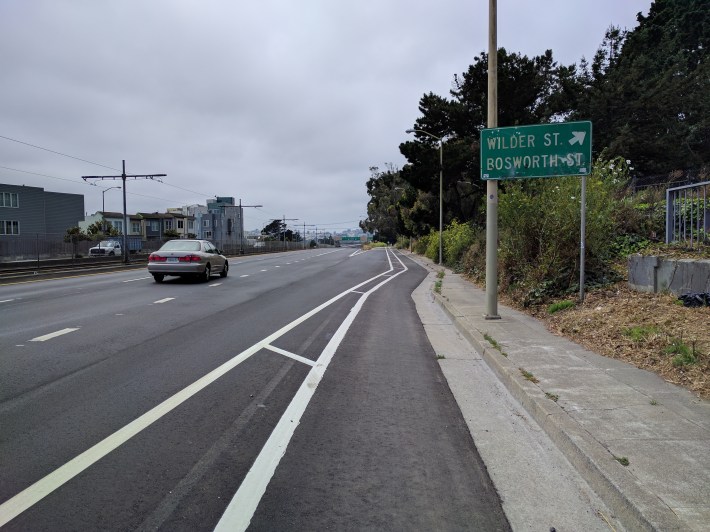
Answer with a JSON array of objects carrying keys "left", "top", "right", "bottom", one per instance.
[{"left": 666, "top": 181, "right": 709, "bottom": 246}]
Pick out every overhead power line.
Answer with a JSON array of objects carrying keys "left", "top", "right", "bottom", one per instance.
[
  {"left": 0, "top": 165, "right": 95, "bottom": 186},
  {"left": 0, "top": 134, "right": 119, "bottom": 171}
]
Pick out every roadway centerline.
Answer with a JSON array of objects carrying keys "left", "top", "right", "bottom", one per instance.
[
  {"left": 30, "top": 328, "right": 81, "bottom": 342},
  {"left": 153, "top": 298, "right": 175, "bottom": 304}
]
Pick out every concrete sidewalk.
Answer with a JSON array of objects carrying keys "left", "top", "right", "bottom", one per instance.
[{"left": 410, "top": 253, "right": 710, "bottom": 531}]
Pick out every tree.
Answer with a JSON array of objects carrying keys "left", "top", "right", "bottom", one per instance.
[
  {"left": 86, "top": 220, "right": 120, "bottom": 237},
  {"left": 575, "top": 1, "right": 710, "bottom": 174},
  {"left": 359, "top": 165, "right": 411, "bottom": 243},
  {"left": 396, "top": 48, "right": 576, "bottom": 237},
  {"left": 63, "top": 226, "right": 91, "bottom": 257},
  {"left": 163, "top": 229, "right": 180, "bottom": 238},
  {"left": 262, "top": 219, "right": 285, "bottom": 241}
]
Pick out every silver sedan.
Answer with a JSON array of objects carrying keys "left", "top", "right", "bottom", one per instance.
[{"left": 147, "top": 239, "right": 228, "bottom": 283}]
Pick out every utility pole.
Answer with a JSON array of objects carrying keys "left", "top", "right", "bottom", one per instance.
[
  {"left": 238, "top": 198, "right": 263, "bottom": 254},
  {"left": 302, "top": 223, "right": 316, "bottom": 249},
  {"left": 485, "top": 0, "right": 501, "bottom": 319},
  {"left": 83, "top": 160, "right": 166, "bottom": 263},
  {"left": 282, "top": 215, "right": 298, "bottom": 251}
]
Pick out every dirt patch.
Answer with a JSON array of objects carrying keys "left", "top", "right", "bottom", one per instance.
[{"left": 504, "top": 284, "right": 710, "bottom": 398}]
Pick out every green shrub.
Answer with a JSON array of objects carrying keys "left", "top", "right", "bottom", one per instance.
[
  {"left": 425, "top": 230, "right": 439, "bottom": 262},
  {"left": 623, "top": 325, "right": 660, "bottom": 342},
  {"left": 442, "top": 219, "right": 476, "bottom": 267},
  {"left": 495, "top": 158, "right": 627, "bottom": 303},
  {"left": 412, "top": 234, "right": 430, "bottom": 255},
  {"left": 548, "top": 300, "right": 575, "bottom": 314}
]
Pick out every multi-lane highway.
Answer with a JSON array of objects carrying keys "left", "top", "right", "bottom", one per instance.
[{"left": 0, "top": 247, "right": 509, "bottom": 531}]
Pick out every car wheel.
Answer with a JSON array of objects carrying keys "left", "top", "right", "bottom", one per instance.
[
  {"left": 153, "top": 274, "right": 164, "bottom": 283},
  {"left": 109, "top": 251, "right": 115, "bottom": 256},
  {"left": 220, "top": 261, "right": 229, "bottom": 278},
  {"left": 202, "top": 264, "right": 211, "bottom": 282}
]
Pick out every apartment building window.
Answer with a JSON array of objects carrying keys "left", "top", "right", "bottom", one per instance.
[
  {"left": 114, "top": 220, "right": 123, "bottom": 233},
  {"left": 203, "top": 219, "right": 210, "bottom": 228},
  {"left": 1, "top": 192, "right": 19, "bottom": 208},
  {"left": 164, "top": 219, "right": 173, "bottom": 230},
  {"left": 188, "top": 220, "right": 194, "bottom": 230},
  {"left": 131, "top": 221, "right": 141, "bottom": 233},
  {"left": 151, "top": 221, "right": 160, "bottom": 231},
  {"left": 1, "top": 220, "right": 20, "bottom": 235},
  {"left": 204, "top": 231, "right": 212, "bottom": 238},
  {"left": 177, "top": 219, "right": 184, "bottom": 230}
]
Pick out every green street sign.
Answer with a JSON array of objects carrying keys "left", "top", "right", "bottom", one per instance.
[{"left": 481, "top": 121, "right": 592, "bottom": 180}]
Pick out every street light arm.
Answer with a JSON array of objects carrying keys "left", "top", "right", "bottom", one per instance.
[{"left": 405, "top": 128, "right": 442, "bottom": 143}]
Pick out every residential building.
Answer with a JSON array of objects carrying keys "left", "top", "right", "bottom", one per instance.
[{"left": 0, "top": 183, "right": 84, "bottom": 239}]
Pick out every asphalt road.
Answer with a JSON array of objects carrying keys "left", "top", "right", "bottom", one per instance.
[{"left": 0, "top": 248, "right": 509, "bottom": 531}]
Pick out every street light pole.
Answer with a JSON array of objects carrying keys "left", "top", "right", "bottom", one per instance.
[
  {"left": 406, "top": 128, "right": 443, "bottom": 265},
  {"left": 101, "top": 186, "right": 120, "bottom": 232}
]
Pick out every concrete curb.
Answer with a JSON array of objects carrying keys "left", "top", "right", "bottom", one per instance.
[{"left": 411, "top": 255, "right": 682, "bottom": 531}]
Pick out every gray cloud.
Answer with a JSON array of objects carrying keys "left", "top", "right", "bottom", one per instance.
[{"left": 1, "top": 0, "right": 648, "bottom": 231}]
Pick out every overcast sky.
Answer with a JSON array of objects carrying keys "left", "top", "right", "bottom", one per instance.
[{"left": 1, "top": 0, "right": 650, "bottom": 234}]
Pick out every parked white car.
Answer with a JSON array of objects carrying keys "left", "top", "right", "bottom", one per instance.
[{"left": 89, "top": 240, "right": 122, "bottom": 257}]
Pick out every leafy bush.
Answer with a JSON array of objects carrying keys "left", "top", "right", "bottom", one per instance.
[
  {"left": 412, "top": 233, "right": 431, "bottom": 255},
  {"left": 425, "top": 230, "right": 439, "bottom": 261},
  {"left": 495, "top": 158, "right": 626, "bottom": 304},
  {"left": 442, "top": 219, "right": 476, "bottom": 267}
]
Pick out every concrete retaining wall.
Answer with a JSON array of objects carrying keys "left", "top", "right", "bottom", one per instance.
[{"left": 628, "top": 255, "right": 710, "bottom": 295}]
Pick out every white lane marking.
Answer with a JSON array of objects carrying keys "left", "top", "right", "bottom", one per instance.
[
  {"left": 153, "top": 298, "right": 175, "bottom": 304},
  {"left": 275, "top": 266, "right": 280, "bottom": 268},
  {"left": 240, "top": 275, "right": 249, "bottom": 278},
  {"left": 209, "top": 283, "right": 222, "bottom": 287},
  {"left": 0, "top": 299, "right": 15, "bottom": 303},
  {"left": 215, "top": 249, "right": 408, "bottom": 531},
  {"left": 0, "top": 256, "right": 398, "bottom": 527},
  {"left": 30, "top": 328, "right": 80, "bottom": 342},
  {"left": 122, "top": 277, "right": 151, "bottom": 283},
  {"left": 260, "top": 269, "right": 267, "bottom": 272},
  {"left": 264, "top": 345, "right": 316, "bottom": 367}
]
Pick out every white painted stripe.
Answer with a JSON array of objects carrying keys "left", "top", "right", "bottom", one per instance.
[
  {"left": 0, "top": 299, "right": 15, "bottom": 303},
  {"left": 153, "top": 298, "right": 175, "bottom": 304},
  {"left": 264, "top": 345, "right": 316, "bottom": 367},
  {"left": 260, "top": 269, "right": 267, "bottom": 272},
  {"left": 240, "top": 275, "right": 249, "bottom": 278},
  {"left": 209, "top": 283, "right": 222, "bottom": 287},
  {"left": 30, "top": 328, "right": 80, "bottom": 342},
  {"left": 122, "top": 277, "right": 151, "bottom": 283},
  {"left": 0, "top": 254, "right": 397, "bottom": 527},
  {"left": 215, "top": 248, "right": 408, "bottom": 531}
]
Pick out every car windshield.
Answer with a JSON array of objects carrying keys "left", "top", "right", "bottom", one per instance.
[
  {"left": 159, "top": 241, "right": 201, "bottom": 252},
  {"left": 98, "top": 241, "right": 115, "bottom": 247}
]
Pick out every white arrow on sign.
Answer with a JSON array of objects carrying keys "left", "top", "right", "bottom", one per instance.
[{"left": 569, "top": 131, "right": 586, "bottom": 146}]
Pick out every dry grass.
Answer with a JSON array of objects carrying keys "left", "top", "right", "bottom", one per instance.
[{"left": 522, "top": 284, "right": 710, "bottom": 398}]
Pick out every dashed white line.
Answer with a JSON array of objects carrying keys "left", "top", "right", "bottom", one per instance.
[
  {"left": 0, "top": 299, "right": 15, "bottom": 303},
  {"left": 30, "top": 328, "right": 80, "bottom": 342},
  {"left": 240, "top": 275, "right": 249, "bottom": 278},
  {"left": 209, "top": 283, "right": 222, "bottom": 287},
  {"left": 260, "top": 269, "right": 267, "bottom": 272},
  {"left": 122, "top": 277, "right": 151, "bottom": 283},
  {"left": 153, "top": 298, "right": 175, "bottom": 304}
]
